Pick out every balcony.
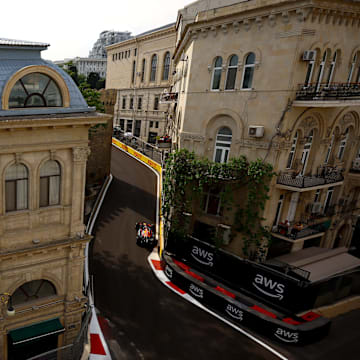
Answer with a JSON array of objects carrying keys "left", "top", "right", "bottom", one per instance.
[
  {"left": 293, "top": 82, "right": 360, "bottom": 107},
  {"left": 276, "top": 166, "right": 344, "bottom": 192},
  {"left": 160, "top": 91, "right": 178, "bottom": 104},
  {"left": 272, "top": 221, "right": 327, "bottom": 243}
]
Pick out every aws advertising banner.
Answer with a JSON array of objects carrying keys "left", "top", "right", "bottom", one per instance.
[{"left": 167, "top": 236, "right": 316, "bottom": 312}]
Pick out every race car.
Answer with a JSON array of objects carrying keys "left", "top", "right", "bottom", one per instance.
[{"left": 135, "top": 222, "right": 157, "bottom": 248}]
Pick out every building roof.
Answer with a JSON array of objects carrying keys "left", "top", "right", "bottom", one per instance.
[
  {"left": 135, "top": 23, "right": 176, "bottom": 38},
  {"left": 274, "top": 247, "right": 360, "bottom": 282},
  {"left": 0, "top": 39, "right": 94, "bottom": 117},
  {"left": 0, "top": 38, "right": 49, "bottom": 49}
]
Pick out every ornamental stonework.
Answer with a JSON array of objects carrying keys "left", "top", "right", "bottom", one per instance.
[
  {"left": 72, "top": 147, "right": 90, "bottom": 162},
  {"left": 181, "top": 132, "right": 205, "bottom": 142}
]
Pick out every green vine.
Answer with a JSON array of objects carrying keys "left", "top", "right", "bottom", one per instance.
[{"left": 162, "top": 149, "right": 275, "bottom": 259}]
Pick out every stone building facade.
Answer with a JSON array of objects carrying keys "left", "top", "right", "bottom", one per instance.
[
  {"left": 0, "top": 38, "right": 109, "bottom": 359},
  {"left": 106, "top": 24, "right": 176, "bottom": 143},
  {"left": 169, "top": 0, "right": 360, "bottom": 258}
]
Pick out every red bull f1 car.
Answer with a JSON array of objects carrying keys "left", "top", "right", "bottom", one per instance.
[{"left": 135, "top": 222, "right": 157, "bottom": 248}]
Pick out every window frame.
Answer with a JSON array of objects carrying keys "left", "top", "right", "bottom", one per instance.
[
  {"left": 241, "top": 53, "right": 256, "bottom": 90},
  {"left": 5, "top": 163, "right": 29, "bottom": 212},
  {"left": 39, "top": 160, "right": 61, "bottom": 208},
  {"left": 211, "top": 56, "right": 223, "bottom": 91},
  {"left": 213, "top": 127, "right": 232, "bottom": 164},
  {"left": 225, "top": 54, "right": 238, "bottom": 91},
  {"left": 162, "top": 52, "right": 171, "bottom": 81},
  {"left": 337, "top": 128, "right": 349, "bottom": 160},
  {"left": 150, "top": 54, "right": 157, "bottom": 82},
  {"left": 286, "top": 131, "right": 298, "bottom": 169}
]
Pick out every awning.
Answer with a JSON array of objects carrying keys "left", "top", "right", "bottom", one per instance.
[{"left": 9, "top": 318, "right": 65, "bottom": 345}]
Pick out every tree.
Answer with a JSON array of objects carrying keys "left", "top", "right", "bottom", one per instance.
[
  {"left": 79, "top": 82, "right": 104, "bottom": 112},
  {"left": 87, "top": 72, "right": 100, "bottom": 89}
]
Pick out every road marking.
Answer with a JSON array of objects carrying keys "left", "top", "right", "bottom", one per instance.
[{"left": 148, "top": 252, "right": 288, "bottom": 360}]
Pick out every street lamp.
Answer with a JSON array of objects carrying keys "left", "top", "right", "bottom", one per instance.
[{"left": 0, "top": 293, "right": 15, "bottom": 317}]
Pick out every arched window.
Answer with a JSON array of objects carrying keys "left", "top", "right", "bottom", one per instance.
[
  {"left": 214, "top": 127, "right": 232, "bottom": 163},
  {"left": 12, "top": 280, "right": 57, "bottom": 306},
  {"left": 286, "top": 132, "right": 298, "bottom": 169},
  {"left": 326, "top": 51, "right": 338, "bottom": 87},
  {"left": 348, "top": 52, "right": 358, "bottom": 84},
  {"left": 162, "top": 52, "right": 171, "bottom": 81},
  {"left": 9, "top": 73, "right": 62, "bottom": 108},
  {"left": 241, "top": 53, "right": 256, "bottom": 89},
  {"left": 40, "top": 160, "right": 61, "bottom": 207},
  {"left": 141, "top": 59, "right": 146, "bottom": 82},
  {"left": 131, "top": 60, "right": 136, "bottom": 84},
  {"left": 316, "top": 50, "right": 328, "bottom": 91},
  {"left": 5, "top": 163, "right": 28, "bottom": 212},
  {"left": 338, "top": 128, "right": 349, "bottom": 160},
  {"left": 225, "top": 55, "right": 238, "bottom": 90},
  {"left": 324, "top": 134, "right": 334, "bottom": 164},
  {"left": 300, "top": 130, "right": 314, "bottom": 176},
  {"left": 150, "top": 54, "right": 157, "bottom": 82},
  {"left": 211, "top": 56, "right": 223, "bottom": 90}
]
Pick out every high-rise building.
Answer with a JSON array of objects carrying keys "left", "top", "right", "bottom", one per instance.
[{"left": 89, "top": 30, "right": 132, "bottom": 59}]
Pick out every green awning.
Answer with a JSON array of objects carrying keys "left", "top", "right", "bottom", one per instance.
[{"left": 9, "top": 318, "right": 64, "bottom": 345}]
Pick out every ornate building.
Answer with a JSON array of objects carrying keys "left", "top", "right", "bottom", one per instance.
[
  {"left": 169, "top": 0, "right": 360, "bottom": 259},
  {"left": 106, "top": 23, "right": 175, "bottom": 143},
  {"left": 0, "top": 38, "right": 109, "bottom": 359}
]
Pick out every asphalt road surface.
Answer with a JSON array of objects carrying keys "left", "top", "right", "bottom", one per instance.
[
  {"left": 89, "top": 146, "right": 360, "bottom": 360},
  {"left": 89, "top": 147, "right": 282, "bottom": 360}
]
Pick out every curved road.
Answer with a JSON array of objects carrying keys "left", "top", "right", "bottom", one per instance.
[{"left": 89, "top": 146, "right": 279, "bottom": 360}]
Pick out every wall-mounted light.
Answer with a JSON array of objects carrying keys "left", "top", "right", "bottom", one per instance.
[{"left": 0, "top": 293, "right": 15, "bottom": 317}]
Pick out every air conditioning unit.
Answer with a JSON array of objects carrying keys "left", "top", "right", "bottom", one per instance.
[
  {"left": 248, "top": 126, "right": 264, "bottom": 138},
  {"left": 312, "top": 202, "right": 322, "bottom": 214},
  {"left": 218, "top": 224, "right": 231, "bottom": 245},
  {"left": 302, "top": 50, "right": 317, "bottom": 61},
  {"left": 352, "top": 158, "right": 360, "bottom": 170}
]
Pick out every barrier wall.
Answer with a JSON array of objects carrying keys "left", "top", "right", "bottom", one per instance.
[
  {"left": 166, "top": 235, "right": 317, "bottom": 313},
  {"left": 163, "top": 254, "right": 331, "bottom": 346}
]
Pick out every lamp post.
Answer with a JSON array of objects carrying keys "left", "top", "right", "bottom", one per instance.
[{"left": 0, "top": 293, "right": 15, "bottom": 317}]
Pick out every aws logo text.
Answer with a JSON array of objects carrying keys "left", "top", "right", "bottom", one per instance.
[
  {"left": 274, "top": 328, "right": 299, "bottom": 343},
  {"left": 189, "top": 283, "right": 204, "bottom": 298},
  {"left": 252, "top": 274, "right": 285, "bottom": 300},
  {"left": 191, "top": 246, "right": 214, "bottom": 267},
  {"left": 225, "top": 304, "right": 244, "bottom": 321}
]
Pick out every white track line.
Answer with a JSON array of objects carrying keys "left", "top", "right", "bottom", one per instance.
[
  {"left": 85, "top": 175, "right": 113, "bottom": 360},
  {"left": 148, "top": 253, "right": 288, "bottom": 360}
]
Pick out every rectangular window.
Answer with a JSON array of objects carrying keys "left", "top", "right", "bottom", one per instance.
[
  {"left": 134, "top": 48, "right": 137, "bottom": 56},
  {"left": 129, "top": 97, "right": 134, "bottom": 109},
  {"left": 5, "top": 181, "right": 16, "bottom": 211},
  {"left": 131, "top": 61, "right": 136, "bottom": 84},
  {"left": 155, "top": 121, "right": 159, "bottom": 128},
  {"left": 126, "top": 120, "right": 133, "bottom": 133},
  {"left": 122, "top": 97, "right": 126, "bottom": 109},
  {"left": 134, "top": 120, "right": 141, "bottom": 137},
  {"left": 120, "top": 119, "right": 125, "bottom": 130},
  {"left": 40, "top": 177, "right": 49, "bottom": 207},
  {"left": 154, "top": 96, "right": 159, "bottom": 110},
  {"left": 203, "top": 188, "right": 223, "bottom": 216},
  {"left": 137, "top": 97, "right": 142, "bottom": 110},
  {"left": 150, "top": 121, "right": 154, "bottom": 128},
  {"left": 148, "top": 131, "right": 157, "bottom": 144},
  {"left": 323, "top": 187, "right": 334, "bottom": 214}
]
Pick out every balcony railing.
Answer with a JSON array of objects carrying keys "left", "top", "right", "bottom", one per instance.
[
  {"left": 160, "top": 92, "right": 178, "bottom": 104},
  {"left": 296, "top": 82, "right": 360, "bottom": 101},
  {"left": 277, "top": 166, "right": 343, "bottom": 189},
  {"left": 273, "top": 222, "right": 326, "bottom": 241}
]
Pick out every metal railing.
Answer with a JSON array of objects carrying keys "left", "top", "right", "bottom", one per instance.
[
  {"left": 113, "top": 128, "right": 168, "bottom": 165},
  {"left": 296, "top": 82, "right": 360, "bottom": 101},
  {"left": 277, "top": 166, "right": 343, "bottom": 188},
  {"left": 273, "top": 222, "right": 324, "bottom": 240}
]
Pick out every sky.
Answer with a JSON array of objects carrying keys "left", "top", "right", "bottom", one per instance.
[{"left": 1, "top": 0, "right": 193, "bottom": 61}]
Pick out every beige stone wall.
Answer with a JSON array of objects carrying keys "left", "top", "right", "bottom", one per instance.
[
  {"left": 0, "top": 112, "right": 107, "bottom": 359},
  {"left": 171, "top": 0, "right": 360, "bottom": 257},
  {"left": 106, "top": 25, "right": 176, "bottom": 142}
]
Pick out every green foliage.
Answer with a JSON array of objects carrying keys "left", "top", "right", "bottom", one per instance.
[
  {"left": 81, "top": 86, "right": 104, "bottom": 113},
  {"left": 162, "top": 149, "right": 275, "bottom": 258}
]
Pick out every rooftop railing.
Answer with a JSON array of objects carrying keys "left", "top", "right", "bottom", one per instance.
[{"left": 296, "top": 82, "right": 360, "bottom": 101}]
